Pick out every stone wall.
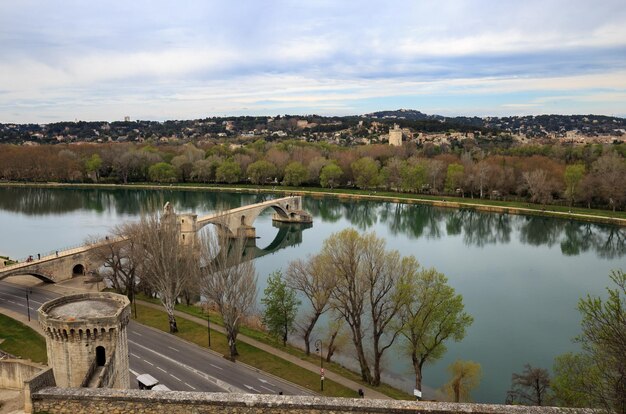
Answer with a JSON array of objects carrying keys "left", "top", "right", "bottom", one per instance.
[
  {"left": 23, "top": 367, "right": 55, "bottom": 413},
  {"left": 32, "top": 388, "right": 596, "bottom": 414},
  {"left": 0, "top": 359, "right": 45, "bottom": 390}
]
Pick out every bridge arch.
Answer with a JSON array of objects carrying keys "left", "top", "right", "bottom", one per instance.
[
  {"left": 0, "top": 270, "right": 55, "bottom": 283},
  {"left": 72, "top": 264, "right": 85, "bottom": 276}
]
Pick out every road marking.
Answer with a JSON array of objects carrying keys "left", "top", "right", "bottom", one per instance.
[
  {"left": 133, "top": 332, "right": 143, "bottom": 336},
  {"left": 130, "top": 353, "right": 141, "bottom": 358},
  {"left": 127, "top": 339, "right": 242, "bottom": 393},
  {"left": 209, "top": 364, "right": 223, "bottom": 370},
  {"left": 260, "top": 385, "right": 275, "bottom": 393},
  {"left": 243, "top": 384, "right": 260, "bottom": 393},
  {"left": 157, "top": 367, "right": 167, "bottom": 373},
  {"left": 258, "top": 378, "right": 274, "bottom": 386},
  {"left": 0, "top": 291, "right": 44, "bottom": 305},
  {"left": 129, "top": 369, "right": 140, "bottom": 377},
  {"left": 171, "top": 374, "right": 182, "bottom": 382},
  {"left": 168, "top": 346, "right": 179, "bottom": 352},
  {"left": 185, "top": 382, "right": 196, "bottom": 390},
  {"left": 143, "top": 359, "right": 154, "bottom": 366}
]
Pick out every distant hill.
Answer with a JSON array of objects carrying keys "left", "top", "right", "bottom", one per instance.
[
  {"left": 1, "top": 110, "right": 624, "bottom": 145},
  {"left": 366, "top": 109, "right": 626, "bottom": 137}
]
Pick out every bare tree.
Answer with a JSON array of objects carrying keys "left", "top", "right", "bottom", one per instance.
[
  {"left": 89, "top": 226, "right": 142, "bottom": 298},
  {"left": 286, "top": 255, "right": 336, "bottom": 355},
  {"left": 592, "top": 152, "right": 626, "bottom": 211},
  {"left": 199, "top": 226, "right": 257, "bottom": 360},
  {"left": 523, "top": 169, "right": 554, "bottom": 205},
  {"left": 506, "top": 364, "right": 552, "bottom": 406},
  {"left": 126, "top": 204, "right": 199, "bottom": 333}
]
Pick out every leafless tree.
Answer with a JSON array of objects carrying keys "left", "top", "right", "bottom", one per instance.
[
  {"left": 198, "top": 225, "right": 257, "bottom": 360},
  {"left": 125, "top": 205, "right": 200, "bottom": 333},
  {"left": 522, "top": 169, "right": 554, "bottom": 205},
  {"left": 592, "top": 152, "right": 626, "bottom": 211},
  {"left": 506, "top": 364, "right": 552, "bottom": 406},
  {"left": 286, "top": 255, "right": 336, "bottom": 355},
  {"left": 88, "top": 227, "right": 141, "bottom": 298}
]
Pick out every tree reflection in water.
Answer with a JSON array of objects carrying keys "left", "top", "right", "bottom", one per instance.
[{"left": 0, "top": 187, "right": 623, "bottom": 259}]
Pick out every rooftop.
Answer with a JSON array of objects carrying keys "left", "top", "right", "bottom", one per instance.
[{"left": 47, "top": 298, "right": 121, "bottom": 320}]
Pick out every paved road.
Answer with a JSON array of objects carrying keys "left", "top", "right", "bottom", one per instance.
[{"left": 0, "top": 280, "right": 312, "bottom": 396}]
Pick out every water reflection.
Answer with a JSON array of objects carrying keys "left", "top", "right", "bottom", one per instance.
[{"left": 0, "top": 187, "right": 623, "bottom": 259}]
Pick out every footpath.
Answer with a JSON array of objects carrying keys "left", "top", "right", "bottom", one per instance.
[{"left": 136, "top": 300, "right": 391, "bottom": 400}]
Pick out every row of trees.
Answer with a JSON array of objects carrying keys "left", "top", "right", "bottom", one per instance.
[
  {"left": 0, "top": 141, "right": 625, "bottom": 210},
  {"left": 260, "top": 229, "right": 472, "bottom": 392},
  {"left": 505, "top": 270, "right": 625, "bottom": 413},
  {"left": 96, "top": 210, "right": 471, "bottom": 395}
]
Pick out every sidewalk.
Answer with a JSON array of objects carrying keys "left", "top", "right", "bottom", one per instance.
[{"left": 137, "top": 300, "right": 391, "bottom": 400}]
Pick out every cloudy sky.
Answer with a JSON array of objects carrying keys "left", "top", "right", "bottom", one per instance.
[{"left": 1, "top": 0, "right": 625, "bottom": 122}]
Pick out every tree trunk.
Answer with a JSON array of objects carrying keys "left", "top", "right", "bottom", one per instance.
[
  {"left": 167, "top": 312, "right": 178, "bottom": 334},
  {"left": 302, "top": 312, "right": 321, "bottom": 356},
  {"left": 413, "top": 355, "right": 423, "bottom": 399},
  {"left": 227, "top": 334, "right": 238, "bottom": 359}
]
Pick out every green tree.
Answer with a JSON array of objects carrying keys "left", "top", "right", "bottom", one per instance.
[
  {"left": 85, "top": 153, "right": 102, "bottom": 182},
  {"left": 564, "top": 164, "right": 585, "bottom": 206},
  {"left": 400, "top": 268, "right": 473, "bottom": 398},
  {"left": 351, "top": 157, "right": 380, "bottom": 189},
  {"left": 283, "top": 161, "right": 307, "bottom": 186},
  {"left": 552, "top": 352, "right": 597, "bottom": 408},
  {"left": 148, "top": 162, "right": 177, "bottom": 183},
  {"left": 552, "top": 270, "right": 625, "bottom": 412},
  {"left": 401, "top": 161, "right": 427, "bottom": 193},
  {"left": 215, "top": 159, "right": 242, "bottom": 183},
  {"left": 320, "top": 163, "right": 343, "bottom": 188},
  {"left": 261, "top": 270, "right": 301, "bottom": 346},
  {"left": 444, "top": 163, "right": 465, "bottom": 194},
  {"left": 247, "top": 160, "right": 277, "bottom": 185},
  {"left": 443, "top": 360, "right": 482, "bottom": 402}
]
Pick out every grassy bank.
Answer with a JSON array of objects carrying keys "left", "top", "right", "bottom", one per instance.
[
  {"left": 132, "top": 303, "right": 364, "bottom": 398},
  {"left": 136, "top": 296, "right": 413, "bottom": 400},
  {"left": 2, "top": 181, "right": 625, "bottom": 224},
  {"left": 0, "top": 313, "right": 47, "bottom": 363}
]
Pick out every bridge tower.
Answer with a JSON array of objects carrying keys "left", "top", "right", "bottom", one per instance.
[
  {"left": 38, "top": 292, "right": 131, "bottom": 389},
  {"left": 178, "top": 213, "right": 198, "bottom": 246}
]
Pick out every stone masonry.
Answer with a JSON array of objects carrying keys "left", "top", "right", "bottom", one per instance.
[{"left": 38, "top": 292, "right": 131, "bottom": 389}]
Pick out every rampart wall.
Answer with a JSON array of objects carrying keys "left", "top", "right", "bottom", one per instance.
[
  {"left": 31, "top": 388, "right": 596, "bottom": 414},
  {"left": 0, "top": 359, "right": 45, "bottom": 390}
]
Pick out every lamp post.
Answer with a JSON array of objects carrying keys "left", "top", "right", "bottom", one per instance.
[
  {"left": 25, "top": 292, "right": 31, "bottom": 321},
  {"left": 205, "top": 303, "right": 212, "bottom": 348},
  {"left": 315, "top": 339, "right": 324, "bottom": 391}
]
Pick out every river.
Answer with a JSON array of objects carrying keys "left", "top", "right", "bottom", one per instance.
[{"left": 0, "top": 186, "right": 624, "bottom": 402}]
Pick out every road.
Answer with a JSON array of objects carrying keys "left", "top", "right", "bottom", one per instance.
[{"left": 0, "top": 279, "right": 312, "bottom": 396}]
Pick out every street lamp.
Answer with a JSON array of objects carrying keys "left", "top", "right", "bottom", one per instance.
[
  {"left": 25, "top": 291, "right": 31, "bottom": 321},
  {"left": 314, "top": 339, "right": 324, "bottom": 391},
  {"left": 205, "top": 303, "right": 211, "bottom": 348}
]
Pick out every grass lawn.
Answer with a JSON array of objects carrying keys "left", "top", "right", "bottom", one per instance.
[
  {"left": 136, "top": 297, "right": 413, "bottom": 400},
  {"left": 132, "top": 303, "right": 361, "bottom": 398},
  {"left": 0, "top": 313, "right": 47, "bottom": 363}
]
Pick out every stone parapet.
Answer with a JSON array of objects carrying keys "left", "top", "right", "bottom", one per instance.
[{"left": 32, "top": 388, "right": 597, "bottom": 414}]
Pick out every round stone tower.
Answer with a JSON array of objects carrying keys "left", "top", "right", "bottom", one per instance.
[{"left": 38, "top": 292, "right": 131, "bottom": 389}]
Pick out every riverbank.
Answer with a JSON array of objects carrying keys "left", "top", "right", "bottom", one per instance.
[{"left": 2, "top": 181, "right": 625, "bottom": 227}]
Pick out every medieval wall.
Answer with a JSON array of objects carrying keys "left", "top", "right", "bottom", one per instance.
[{"left": 32, "top": 388, "right": 595, "bottom": 414}]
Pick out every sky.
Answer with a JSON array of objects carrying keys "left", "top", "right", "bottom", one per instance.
[{"left": 1, "top": 0, "right": 625, "bottom": 123}]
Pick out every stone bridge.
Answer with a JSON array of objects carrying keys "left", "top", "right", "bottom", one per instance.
[
  {"left": 0, "top": 244, "right": 105, "bottom": 283},
  {"left": 0, "top": 196, "right": 311, "bottom": 283}
]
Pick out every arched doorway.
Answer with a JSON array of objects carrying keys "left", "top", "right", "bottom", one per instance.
[
  {"left": 96, "top": 346, "right": 106, "bottom": 366},
  {"left": 240, "top": 215, "right": 246, "bottom": 225},
  {"left": 72, "top": 264, "right": 85, "bottom": 276}
]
